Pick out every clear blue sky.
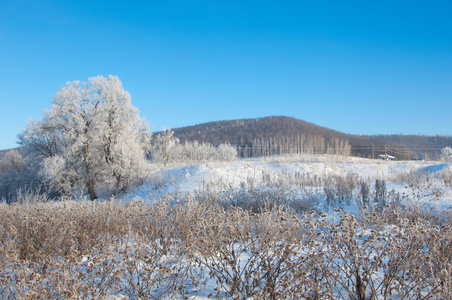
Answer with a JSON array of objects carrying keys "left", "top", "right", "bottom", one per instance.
[{"left": 1, "top": 0, "right": 451, "bottom": 150}]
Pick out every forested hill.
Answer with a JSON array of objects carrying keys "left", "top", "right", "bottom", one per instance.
[
  {"left": 166, "top": 116, "right": 412, "bottom": 159},
  {"left": 171, "top": 116, "right": 344, "bottom": 145}
]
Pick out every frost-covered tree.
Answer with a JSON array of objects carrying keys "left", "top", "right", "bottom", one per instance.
[
  {"left": 440, "top": 147, "right": 452, "bottom": 164},
  {"left": 189, "top": 141, "right": 213, "bottom": 161},
  {"left": 18, "top": 75, "right": 151, "bottom": 200},
  {"left": 215, "top": 143, "right": 237, "bottom": 161},
  {"left": 151, "top": 128, "right": 180, "bottom": 167}
]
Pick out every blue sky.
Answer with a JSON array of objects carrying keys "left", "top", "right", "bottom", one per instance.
[{"left": 1, "top": 0, "right": 451, "bottom": 150}]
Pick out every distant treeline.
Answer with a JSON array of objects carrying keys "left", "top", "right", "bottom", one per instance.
[
  {"left": 236, "top": 135, "right": 351, "bottom": 158},
  {"left": 169, "top": 116, "right": 443, "bottom": 159}
]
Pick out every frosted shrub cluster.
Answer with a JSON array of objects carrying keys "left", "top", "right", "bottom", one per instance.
[
  {"left": 1, "top": 195, "right": 451, "bottom": 299},
  {"left": 196, "top": 185, "right": 320, "bottom": 215},
  {"left": 437, "top": 165, "right": 452, "bottom": 186},
  {"left": 323, "top": 173, "right": 359, "bottom": 206},
  {"left": 0, "top": 150, "right": 41, "bottom": 203},
  {"left": 151, "top": 128, "right": 237, "bottom": 166}
]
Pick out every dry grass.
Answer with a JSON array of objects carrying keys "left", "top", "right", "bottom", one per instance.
[{"left": 1, "top": 193, "right": 451, "bottom": 299}]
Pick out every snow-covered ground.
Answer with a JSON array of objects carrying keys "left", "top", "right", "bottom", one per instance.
[
  {"left": 4, "top": 155, "right": 452, "bottom": 299},
  {"left": 122, "top": 155, "right": 452, "bottom": 210},
  {"left": 112, "top": 156, "right": 452, "bottom": 299}
]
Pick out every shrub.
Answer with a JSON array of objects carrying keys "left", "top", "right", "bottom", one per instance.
[
  {"left": 1, "top": 189, "right": 452, "bottom": 299},
  {"left": 323, "top": 173, "right": 359, "bottom": 207}
]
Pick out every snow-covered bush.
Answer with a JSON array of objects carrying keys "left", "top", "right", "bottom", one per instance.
[
  {"left": 0, "top": 199, "right": 195, "bottom": 299},
  {"left": 396, "top": 169, "right": 432, "bottom": 186},
  {"left": 0, "top": 149, "right": 41, "bottom": 203},
  {"left": 207, "top": 187, "right": 298, "bottom": 213},
  {"left": 436, "top": 165, "right": 452, "bottom": 186},
  {"left": 440, "top": 146, "right": 452, "bottom": 164},
  {"left": 214, "top": 143, "right": 238, "bottom": 161},
  {"left": 359, "top": 179, "right": 371, "bottom": 206},
  {"left": 374, "top": 178, "right": 387, "bottom": 207},
  {"left": 319, "top": 208, "right": 452, "bottom": 299},
  {"left": 184, "top": 204, "right": 325, "bottom": 299},
  {"left": 323, "top": 173, "right": 359, "bottom": 206}
]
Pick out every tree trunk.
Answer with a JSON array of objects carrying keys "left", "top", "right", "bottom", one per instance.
[{"left": 88, "top": 177, "right": 97, "bottom": 200}]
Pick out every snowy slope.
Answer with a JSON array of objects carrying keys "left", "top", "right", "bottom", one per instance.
[{"left": 120, "top": 156, "right": 452, "bottom": 210}]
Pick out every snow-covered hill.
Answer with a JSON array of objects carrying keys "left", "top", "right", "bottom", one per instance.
[{"left": 121, "top": 155, "right": 452, "bottom": 211}]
